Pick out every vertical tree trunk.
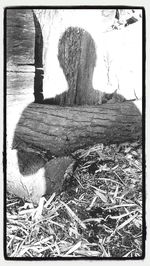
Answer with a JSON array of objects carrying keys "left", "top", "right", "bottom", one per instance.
[
  {"left": 44, "top": 26, "right": 103, "bottom": 105},
  {"left": 32, "top": 10, "right": 44, "bottom": 103}
]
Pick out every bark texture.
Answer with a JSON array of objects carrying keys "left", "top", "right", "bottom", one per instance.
[
  {"left": 43, "top": 26, "right": 103, "bottom": 105},
  {"left": 12, "top": 101, "right": 142, "bottom": 157}
]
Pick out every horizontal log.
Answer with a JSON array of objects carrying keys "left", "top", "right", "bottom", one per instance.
[{"left": 12, "top": 101, "right": 142, "bottom": 157}]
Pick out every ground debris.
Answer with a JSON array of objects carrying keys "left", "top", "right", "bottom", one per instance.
[{"left": 6, "top": 140, "right": 143, "bottom": 258}]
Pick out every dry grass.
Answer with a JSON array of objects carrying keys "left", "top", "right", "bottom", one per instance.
[{"left": 6, "top": 141, "right": 143, "bottom": 258}]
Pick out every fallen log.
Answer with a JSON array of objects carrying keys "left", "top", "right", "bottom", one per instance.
[
  {"left": 13, "top": 100, "right": 142, "bottom": 157},
  {"left": 9, "top": 99, "right": 142, "bottom": 204}
]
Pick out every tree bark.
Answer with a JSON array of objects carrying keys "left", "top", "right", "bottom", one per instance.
[
  {"left": 55, "top": 26, "right": 102, "bottom": 105},
  {"left": 12, "top": 101, "right": 142, "bottom": 157}
]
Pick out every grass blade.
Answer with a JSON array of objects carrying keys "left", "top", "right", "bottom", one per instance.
[
  {"left": 61, "top": 202, "right": 86, "bottom": 229},
  {"left": 65, "top": 241, "right": 81, "bottom": 255},
  {"left": 116, "top": 213, "right": 138, "bottom": 231}
]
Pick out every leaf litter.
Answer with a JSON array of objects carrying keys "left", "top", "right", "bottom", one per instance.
[{"left": 6, "top": 140, "right": 143, "bottom": 258}]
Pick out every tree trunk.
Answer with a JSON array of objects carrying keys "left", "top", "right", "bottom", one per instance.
[
  {"left": 12, "top": 101, "right": 142, "bottom": 157},
  {"left": 54, "top": 26, "right": 102, "bottom": 105}
]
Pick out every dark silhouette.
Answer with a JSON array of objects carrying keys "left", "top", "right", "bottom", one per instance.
[{"left": 32, "top": 11, "right": 44, "bottom": 103}]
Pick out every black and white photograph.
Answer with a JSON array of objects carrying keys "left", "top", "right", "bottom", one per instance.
[{"left": 4, "top": 7, "right": 145, "bottom": 259}]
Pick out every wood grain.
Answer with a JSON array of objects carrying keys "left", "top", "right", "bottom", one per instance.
[{"left": 12, "top": 101, "right": 142, "bottom": 157}]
